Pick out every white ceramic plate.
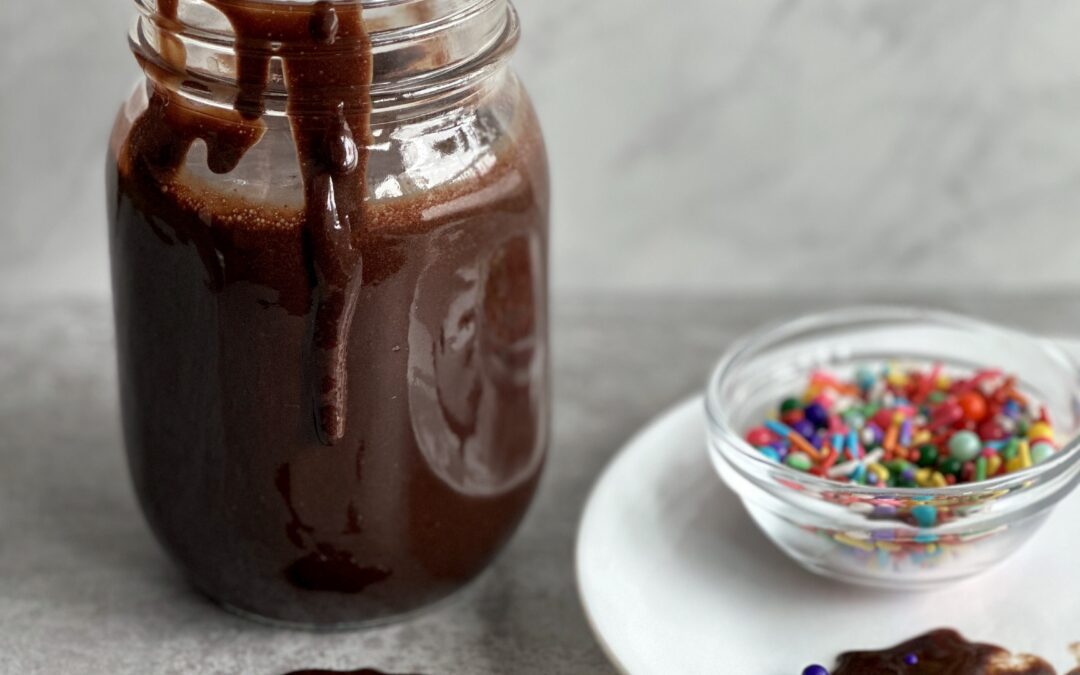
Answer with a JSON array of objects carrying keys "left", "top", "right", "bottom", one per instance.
[{"left": 576, "top": 395, "right": 1080, "bottom": 674}]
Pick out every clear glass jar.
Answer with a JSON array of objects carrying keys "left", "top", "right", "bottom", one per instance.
[
  {"left": 706, "top": 307, "right": 1080, "bottom": 589},
  {"left": 107, "top": 0, "right": 548, "bottom": 627}
]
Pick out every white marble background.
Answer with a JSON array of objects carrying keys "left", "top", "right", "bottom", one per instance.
[{"left": 4, "top": 0, "right": 1080, "bottom": 301}]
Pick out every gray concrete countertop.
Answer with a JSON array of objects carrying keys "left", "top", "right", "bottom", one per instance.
[{"left": 3, "top": 293, "right": 1080, "bottom": 674}]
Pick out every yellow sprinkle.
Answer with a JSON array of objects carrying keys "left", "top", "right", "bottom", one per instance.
[
  {"left": 1028, "top": 422, "right": 1054, "bottom": 442},
  {"left": 1006, "top": 456, "right": 1023, "bottom": 474},
  {"left": 1019, "top": 441, "right": 1032, "bottom": 469},
  {"left": 887, "top": 371, "right": 909, "bottom": 387},
  {"left": 937, "top": 374, "right": 951, "bottom": 388},
  {"left": 835, "top": 534, "right": 875, "bottom": 552},
  {"left": 913, "top": 431, "right": 931, "bottom": 445},
  {"left": 931, "top": 471, "right": 947, "bottom": 488},
  {"left": 925, "top": 544, "right": 938, "bottom": 555},
  {"left": 915, "top": 468, "right": 932, "bottom": 487},
  {"left": 868, "top": 463, "right": 890, "bottom": 483},
  {"left": 876, "top": 542, "right": 902, "bottom": 552},
  {"left": 987, "top": 454, "right": 1002, "bottom": 477}
]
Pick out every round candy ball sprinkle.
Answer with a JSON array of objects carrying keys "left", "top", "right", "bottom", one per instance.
[
  {"left": 785, "top": 451, "right": 813, "bottom": 472},
  {"left": 780, "top": 397, "right": 802, "bottom": 415},
  {"left": 1031, "top": 441, "right": 1055, "bottom": 465},
  {"left": 805, "top": 401, "right": 831, "bottom": 428},
  {"left": 947, "top": 431, "right": 981, "bottom": 462},
  {"left": 744, "top": 363, "right": 1058, "bottom": 487},
  {"left": 957, "top": 391, "right": 988, "bottom": 422},
  {"left": 802, "top": 665, "right": 829, "bottom": 675}
]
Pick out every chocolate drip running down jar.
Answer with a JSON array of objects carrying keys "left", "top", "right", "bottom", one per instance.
[{"left": 107, "top": 0, "right": 549, "bottom": 627}]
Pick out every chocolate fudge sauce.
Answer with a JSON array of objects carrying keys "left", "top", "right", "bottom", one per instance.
[
  {"left": 108, "top": 0, "right": 548, "bottom": 624},
  {"left": 833, "top": 629, "right": 1065, "bottom": 675}
]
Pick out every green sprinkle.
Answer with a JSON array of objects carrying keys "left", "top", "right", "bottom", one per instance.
[
  {"left": 780, "top": 397, "right": 801, "bottom": 414},
  {"left": 916, "top": 445, "right": 939, "bottom": 468},
  {"left": 975, "top": 456, "right": 987, "bottom": 482},
  {"left": 938, "top": 457, "right": 963, "bottom": 477},
  {"left": 785, "top": 451, "right": 812, "bottom": 472}
]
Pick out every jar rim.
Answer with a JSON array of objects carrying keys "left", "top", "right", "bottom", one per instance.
[
  {"left": 705, "top": 305, "right": 1080, "bottom": 497},
  {"left": 161, "top": 0, "right": 506, "bottom": 47},
  {"left": 130, "top": 0, "right": 519, "bottom": 117}
]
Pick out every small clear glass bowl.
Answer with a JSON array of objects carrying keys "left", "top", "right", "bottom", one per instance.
[{"left": 705, "top": 307, "right": 1080, "bottom": 590}]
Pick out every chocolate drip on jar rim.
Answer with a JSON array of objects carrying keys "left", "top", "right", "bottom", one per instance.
[{"left": 148, "top": 0, "right": 374, "bottom": 444}]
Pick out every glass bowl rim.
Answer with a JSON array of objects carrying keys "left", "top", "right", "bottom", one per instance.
[{"left": 705, "top": 305, "right": 1080, "bottom": 497}]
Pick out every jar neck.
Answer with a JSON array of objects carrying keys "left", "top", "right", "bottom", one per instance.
[{"left": 130, "top": 0, "right": 518, "bottom": 121}]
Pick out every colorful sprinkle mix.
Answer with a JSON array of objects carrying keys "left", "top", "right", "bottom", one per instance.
[{"left": 744, "top": 363, "right": 1058, "bottom": 487}]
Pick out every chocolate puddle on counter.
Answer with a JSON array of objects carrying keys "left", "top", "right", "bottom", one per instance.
[{"left": 827, "top": 629, "right": 1080, "bottom": 675}]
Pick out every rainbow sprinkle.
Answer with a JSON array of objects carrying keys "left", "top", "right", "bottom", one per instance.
[{"left": 744, "top": 363, "right": 1057, "bottom": 487}]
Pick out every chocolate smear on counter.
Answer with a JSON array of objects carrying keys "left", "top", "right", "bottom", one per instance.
[{"left": 833, "top": 629, "right": 1066, "bottom": 674}]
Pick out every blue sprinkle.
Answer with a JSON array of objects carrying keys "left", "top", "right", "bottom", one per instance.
[
  {"left": 914, "top": 533, "right": 939, "bottom": 543},
  {"left": 912, "top": 504, "right": 938, "bottom": 528},
  {"left": 847, "top": 429, "right": 860, "bottom": 460},
  {"left": 765, "top": 420, "right": 794, "bottom": 438},
  {"left": 856, "top": 366, "right": 876, "bottom": 391}
]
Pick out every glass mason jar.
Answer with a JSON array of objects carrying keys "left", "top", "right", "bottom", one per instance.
[{"left": 107, "top": 0, "right": 549, "bottom": 627}]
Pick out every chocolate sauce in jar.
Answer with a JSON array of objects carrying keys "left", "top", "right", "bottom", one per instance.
[{"left": 108, "top": 0, "right": 548, "bottom": 626}]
